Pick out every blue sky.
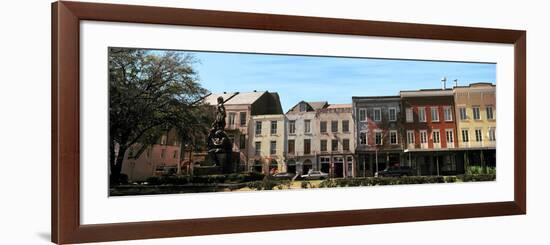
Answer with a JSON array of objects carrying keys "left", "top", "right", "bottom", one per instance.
[{"left": 179, "top": 50, "right": 495, "bottom": 112}]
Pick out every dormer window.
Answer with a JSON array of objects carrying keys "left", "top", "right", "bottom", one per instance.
[{"left": 299, "top": 103, "right": 307, "bottom": 112}]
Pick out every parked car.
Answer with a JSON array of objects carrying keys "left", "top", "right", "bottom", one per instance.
[
  {"left": 154, "top": 165, "right": 178, "bottom": 177},
  {"left": 300, "top": 170, "right": 329, "bottom": 180},
  {"left": 272, "top": 172, "right": 295, "bottom": 180},
  {"left": 375, "top": 166, "right": 415, "bottom": 177}
]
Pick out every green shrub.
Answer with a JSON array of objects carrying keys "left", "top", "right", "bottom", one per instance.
[
  {"left": 223, "top": 172, "right": 263, "bottom": 183},
  {"left": 145, "top": 176, "right": 161, "bottom": 185},
  {"left": 145, "top": 176, "right": 189, "bottom": 185},
  {"left": 164, "top": 176, "right": 189, "bottom": 185},
  {"left": 244, "top": 172, "right": 266, "bottom": 182},
  {"left": 319, "top": 179, "right": 338, "bottom": 188},
  {"left": 466, "top": 166, "right": 496, "bottom": 175},
  {"left": 247, "top": 179, "right": 284, "bottom": 190},
  {"left": 191, "top": 175, "right": 227, "bottom": 184},
  {"left": 317, "top": 176, "right": 456, "bottom": 188},
  {"left": 444, "top": 176, "right": 458, "bottom": 183},
  {"left": 301, "top": 181, "right": 311, "bottom": 189},
  {"left": 485, "top": 167, "right": 496, "bottom": 175},
  {"left": 460, "top": 174, "right": 495, "bottom": 182}
]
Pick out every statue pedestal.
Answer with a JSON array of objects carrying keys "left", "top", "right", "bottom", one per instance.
[{"left": 199, "top": 152, "right": 236, "bottom": 174}]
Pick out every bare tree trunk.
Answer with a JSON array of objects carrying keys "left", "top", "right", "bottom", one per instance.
[{"left": 110, "top": 144, "right": 127, "bottom": 185}]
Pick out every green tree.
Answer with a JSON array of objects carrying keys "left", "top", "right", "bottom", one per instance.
[{"left": 108, "top": 48, "right": 211, "bottom": 184}]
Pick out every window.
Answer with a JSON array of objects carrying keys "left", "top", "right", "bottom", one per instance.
[
  {"left": 431, "top": 107, "right": 439, "bottom": 122},
  {"left": 270, "top": 121, "right": 277, "bottom": 135},
  {"left": 304, "top": 139, "right": 311, "bottom": 154},
  {"left": 473, "top": 107, "right": 481, "bottom": 120},
  {"left": 489, "top": 127, "right": 496, "bottom": 141},
  {"left": 359, "top": 109, "right": 366, "bottom": 122},
  {"left": 407, "top": 130, "right": 415, "bottom": 144},
  {"left": 270, "top": 141, "right": 276, "bottom": 155},
  {"left": 342, "top": 120, "right": 349, "bottom": 132},
  {"left": 299, "top": 103, "right": 307, "bottom": 112},
  {"left": 255, "top": 142, "right": 261, "bottom": 156},
  {"left": 228, "top": 112, "right": 236, "bottom": 126},
  {"left": 374, "top": 108, "right": 382, "bottom": 122},
  {"left": 255, "top": 121, "right": 262, "bottom": 135},
  {"left": 375, "top": 131, "right": 383, "bottom": 145},
  {"left": 359, "top": 132, "right": 367, "bottom": 145},
  {"left": 389, "top": 107, "right": 397, "bottom": 121},
  {"left": 406, "top": 108, "right": 413, "bottom": 122},
  {"left": 446, "top": 129, "right": 454, "bottom": 144},
  {"left": 331, "top": 139, "right": 338, "bottom": 151},
  {"left": 161, "top": 149, "right": 166, "bottom": 158},
  {"left": 486, "top": 106, "right": 494, "bottom": 120},
  {"left": 418, "top": 107, "right": 426, "bottom": 122},
  {"left": 420, "top": 130, "right": 428, "bottom": 144},
  {"left": 459, "top": 107, "right": 467, "bottom": 120},
  {"left": 343, "top": 139, "right": 350, "bottom": 151},
  {"left": 320, "top": 121, "right": 327, "bottom": 133},
  {"left": 331, "top": 120, "right": 338, "bottom": 132},
  {"left": 389, "top": 130, "right": 398, "bottom": 144},
  {"left": 304, "top": 120, "right": 311, "bottom": 133},
  {"left": 239, "top": 112, "right": 247, "bottom": 126},
  {"left": 433, "top": 130, "right": 440, "bottom": 144},
  {"left": 288, "top": 120, "right": 296, "bottom": 134},
  {"left": 288, "top": 140, "right": 295, "bottom": 154},
  {"left": 239, "top": 134, "right": 246, "bottom": 149},
  {"left": 444, "top": 107, "right": 453, "bottom": 121},
  {"left": 462, "top": 129, "right": 469, "bottom": 142},
  {"left": 475, "top": 129, "right": 483, "bottom": 142},
  {"left": 320, "top": 140, "right": 327, "bottom": 152},
  {"left": 173, "top": 150, "right": 178, "bottom": 159}
]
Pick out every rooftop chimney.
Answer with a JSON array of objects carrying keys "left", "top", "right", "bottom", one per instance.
[
  {"left": 441, "top": 77, "right": 447, "bottom": 90},
  {"left": 453, "top": 79, "right": 458, "bottom": 87}
]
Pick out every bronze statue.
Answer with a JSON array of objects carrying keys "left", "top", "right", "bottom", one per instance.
[
  {"left": 206, "top": 96, "right": 232, "bottom": 170},
  {"left": 212, "top": 96, "right": 226, "bottom": 130}
]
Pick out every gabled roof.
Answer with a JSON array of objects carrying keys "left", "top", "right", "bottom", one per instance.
[
  {"left": 287, "top": 101, "right": 328, "bottom": 113},
  {"left": 327, "top": 104, "right": 351, "bottom": 109},
  {"left": 203, "top": 91, "right": 266, "bottom": 105},
  {"left": 308, "top": 101, "right": 329, "bottom": 110}
]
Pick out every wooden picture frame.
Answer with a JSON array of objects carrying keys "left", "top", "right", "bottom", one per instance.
[{"left": 51, "top": 1, "right": 526, "bottom": 244}]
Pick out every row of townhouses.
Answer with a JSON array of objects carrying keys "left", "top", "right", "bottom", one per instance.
[{"left": 121, "top": 82, "right": 496, "bottom": 181}]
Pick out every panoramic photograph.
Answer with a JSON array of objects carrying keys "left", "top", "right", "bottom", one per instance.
[{"left": 108, "top": 47, "right": 497, "bottom": 196}]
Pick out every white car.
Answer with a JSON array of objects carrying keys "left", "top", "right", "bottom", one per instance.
[{"left": 300, "top": 170, "right": 329, "bottom": 180}]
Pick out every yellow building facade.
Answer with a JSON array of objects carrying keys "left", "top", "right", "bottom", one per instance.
[
  {"left": 249, "top": 114, "right": 287, "bottom": 174},
  {"left": 453, "top": 83, "right": 496, "bottom": 167}
]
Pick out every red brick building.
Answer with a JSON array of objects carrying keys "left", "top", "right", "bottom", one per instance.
[{"left": 400, "top": 89, "right": 462, "bottom": 175}]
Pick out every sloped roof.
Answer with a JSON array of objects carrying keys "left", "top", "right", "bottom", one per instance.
[
  {"left": 327, "top": 104, "right": 351, "bottom": 109},
  {"left": 308, "top": 101, "right": 329, "bottom": 110},
  {"left": 203, "top": 91, "right": 266, "bottom": 105},
  {"left": 287, "top": 101, "right": 328, "bottom": 113}
]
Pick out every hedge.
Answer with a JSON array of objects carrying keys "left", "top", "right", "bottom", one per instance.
[
  {"left": 247, "top": 179, "right": 290, "bottom": 190},
  {"left": 318, "top": 174, "right": 494, "bottom": 188},
  {"left": 145, "top": 172, "right": 265, "bottom": 186}
]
